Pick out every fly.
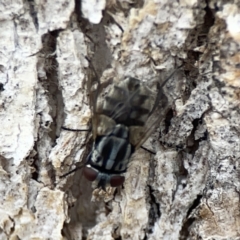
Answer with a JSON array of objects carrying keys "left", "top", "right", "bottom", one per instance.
[{"left": 61, "top": 66, "right": 182, "bottom": 190}]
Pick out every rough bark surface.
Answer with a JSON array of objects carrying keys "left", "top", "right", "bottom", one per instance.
[{"left": 0, "top": 0, "right": 240, "bottom": 239}]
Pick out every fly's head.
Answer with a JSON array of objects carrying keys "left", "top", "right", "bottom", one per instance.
[{"left": 83, "top": 165, "right": 126, "bottom": 190}]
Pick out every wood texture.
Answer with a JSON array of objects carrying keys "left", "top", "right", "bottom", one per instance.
[{"left": 0, "top": 0, "right": 240, "bottom": 239}]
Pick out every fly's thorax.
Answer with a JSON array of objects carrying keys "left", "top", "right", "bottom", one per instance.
[
  {"left": 83, "top": 123, "right": 134, "bottom": 189},
  {"left": 90, "top": 124, "right": 133, "bottom": 171}
]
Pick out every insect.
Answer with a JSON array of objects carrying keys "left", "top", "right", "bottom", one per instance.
[{"left": 62, "top": 67, "right": 180, "bottom": 190}]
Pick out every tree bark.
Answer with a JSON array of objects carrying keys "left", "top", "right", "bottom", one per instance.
[{"left": 0, "top": 0, "right": 240, "bottom": 239}]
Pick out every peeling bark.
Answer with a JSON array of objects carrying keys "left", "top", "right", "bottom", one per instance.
[{"left": 0, "top": 0, "right": 240, "bottom": 239}]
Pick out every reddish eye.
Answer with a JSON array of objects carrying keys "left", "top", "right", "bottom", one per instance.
[
  {"left": 83, "top": 166, "right": 98, "bottom": 182},
  {"left": 110, "top": 176, "right": 125, "bottom": 187}
]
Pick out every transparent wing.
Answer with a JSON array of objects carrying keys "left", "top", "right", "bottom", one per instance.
[
  {"left": 87, "top": 64, "right": 113, "bottom": 140},
  {"left": 88, "top": 73, "right": 100, "bottom": 140},
  {"left": 129, "top": 87, "right": 169, "bottom": 149},
  {"left": 129, "top": 65, "right": 184, "bottom": 149}
]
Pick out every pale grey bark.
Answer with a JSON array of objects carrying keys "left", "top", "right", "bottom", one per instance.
[{"left": 0, "top": 0, "right": 240, "bottom": 239}]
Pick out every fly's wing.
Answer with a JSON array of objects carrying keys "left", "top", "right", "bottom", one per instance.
[
  {"left": 129, "top": 86, "right": 169, "bottom": 149},
  {"left": 129, "top": 66, "right": 183, "bottom": 150},
  {"left": 87, "top": 67, "right": 115, "bottom": 140},
  {"left": 88, "top": 74, "right": 99, "bottom": 140}
]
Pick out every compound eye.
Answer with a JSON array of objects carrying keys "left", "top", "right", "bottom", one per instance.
[
  {"left": 83, "top": 166, "right": 98, "bottom": 182},
  {"left": 110, "top": 176, "right": 125, "bottom": 187}
]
